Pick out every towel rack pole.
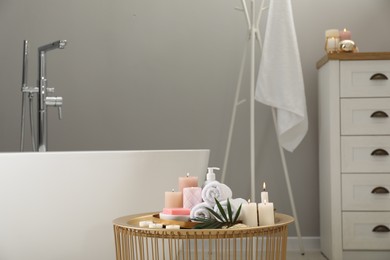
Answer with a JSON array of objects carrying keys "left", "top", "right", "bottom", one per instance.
[{"left": 221, "top": 0, "right": 305, "bottom": 255}]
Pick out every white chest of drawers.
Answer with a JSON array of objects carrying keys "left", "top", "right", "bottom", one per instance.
[{"left": 317, "top": 53, "right": 390, "bottom": 260}]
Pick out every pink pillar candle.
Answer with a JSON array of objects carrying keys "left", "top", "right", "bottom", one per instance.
[
  {"left": 165, "top": 189, "right": 183, "bottom": 208},
  {"left": 178, "top": 173, "right": 198, "bottom": 192},
  {"left": 183, "top": 187, "right": 202, "bottom": 209},
  {"left": 339, "top": 28, "right": 352, "bottom": 41}
]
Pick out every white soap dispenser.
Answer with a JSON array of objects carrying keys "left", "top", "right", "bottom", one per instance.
[{"left": 203, "top": 167, "right": 220, "bottom": 187}]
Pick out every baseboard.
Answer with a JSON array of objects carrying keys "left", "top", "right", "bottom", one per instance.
[{"left": 287, "top": 236, "right": 320, "bottom": 252}]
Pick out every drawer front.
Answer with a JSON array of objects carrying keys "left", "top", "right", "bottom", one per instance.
[
  {"left": 341, "top": 136, "right": 390, "bottom": 173},
  {"left": 341, "top": 98, "right": 390, "bottom": 135},
  {"left": 342, "top": 174, "right": 390, "bottom": 211},
  {"left": 343, "top": 212, "right": 390, "bottom": 250},
  {"left": 340, "top": 60, "right": 390, "bottom": 98}
]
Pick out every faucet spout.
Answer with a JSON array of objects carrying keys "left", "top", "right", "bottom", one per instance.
[
  {"left": 37, "top": 40, "right": 67, "bottom": 152},
  {"left": 38, "top": 40, "right": 67, "bottom": 53}
]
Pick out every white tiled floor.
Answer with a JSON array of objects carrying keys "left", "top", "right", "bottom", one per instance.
[{"left": 287, "top": 251, "right": 327, "bottom": 260}]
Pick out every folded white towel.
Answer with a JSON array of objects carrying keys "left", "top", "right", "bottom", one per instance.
[
  {"left": 190, "top": 202, "right": 213, "bottom": 219},
  {"left": 213, "top": 198, "right": 248, "bottom": 221},
  {"left": 201, "top": 181, "right": 233, "bottom": 206}
]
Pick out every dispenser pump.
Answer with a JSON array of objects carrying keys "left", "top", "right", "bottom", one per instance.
[{"left": 206, "top": 167, "right": 220, "bottom": 182}]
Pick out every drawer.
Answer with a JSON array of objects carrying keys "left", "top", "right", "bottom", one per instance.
[
  {"left": 341, "top": 136, "right": 390, "bottom": 173},
  {"left": 343, "top": 212, "right": 390, "bottom": 250},
  {"left": 342, "top": 174, "right": 390, "bottom": 211},
  {"left": 340, "top": 60, "right": 390, "bottom": 98},
  {"left": 341, "top": 98, "right": 390, "bottom": 135}
]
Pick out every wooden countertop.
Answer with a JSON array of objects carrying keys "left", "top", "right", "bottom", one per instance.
[{"left": 316, "top": 52, "right": 390, "bottom": 69}]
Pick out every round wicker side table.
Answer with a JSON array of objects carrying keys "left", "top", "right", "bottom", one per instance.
[{"left": 113, "top": 212, "right": 294, "bottom": 260}]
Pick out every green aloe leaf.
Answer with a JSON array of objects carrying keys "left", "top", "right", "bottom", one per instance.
[
  {"left": 226, "top": 198, "right": 233, "bottom": 223},
  {"left": 214, "top": 198, "right": 229, "bottom": 222},
  {"left": 205, "top": 207, "right": 224, "bottom": 222},
  {"left": 233, "top": 204, "right": 242, "bottom": 224}
]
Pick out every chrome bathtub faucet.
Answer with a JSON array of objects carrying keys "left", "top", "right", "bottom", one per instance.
[{"left": 20, "top": 40, "right": 67, "bottom": 152}]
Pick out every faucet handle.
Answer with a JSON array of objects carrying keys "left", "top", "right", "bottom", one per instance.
[
  {"left": 58, "top": 106, "right": 63, "bottom": 120},
  {"left": 45, "top": 96, "right": 63, "bottom": 120}
]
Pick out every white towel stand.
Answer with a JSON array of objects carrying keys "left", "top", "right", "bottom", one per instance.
[{"left": 221, "top": 0, "right": 305, "bottom": 255}]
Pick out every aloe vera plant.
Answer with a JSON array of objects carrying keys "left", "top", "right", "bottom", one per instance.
[{"left": 192, "top": 198, "right": 242, "bottom": 229}]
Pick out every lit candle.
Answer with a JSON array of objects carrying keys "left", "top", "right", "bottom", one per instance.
[
  {"left": 325, "top": 29, "right": 339, "bottom": 38},
  {"left": 261, "top": 182, "right": 269, "bottom": 203},
  {"left": 165, "top": 189, "right": 183, "bottom": 208},
  {"left": 339, "top": 28, "right": 352, "bottom": 41},
  {"left": 326, "top": 37, "right": 339, "bottom": 53},
  {"left": 183, "top": 187, "right": 202, "bottom": 209},
  {"left": 240, "top": 199, "right": 258, "bottom": 227},
  {"left": 325, "top": 29, "right": 340, "bottom": 53},
  {"left": 178, "top": 173, "right": 198, "bottom": 192},
  {"left": 258, "top": 200, "right": 275, "bottom": 226}
]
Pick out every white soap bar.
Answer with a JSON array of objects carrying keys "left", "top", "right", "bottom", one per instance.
[
  {"left": 165, "top": 224, "right": 180, "bottom": 230},
  {"left": 139, "top": 221, "right": 153, "bottom": 227},
  {"left": 149, "top": 223, "right": 163, "bottom": 229}
]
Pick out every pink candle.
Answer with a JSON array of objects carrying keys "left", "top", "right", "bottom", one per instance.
[
  {"left": 339, "top": 28, "right": 352, "bottom": 41},
  {"left": 183, "top": 187, "right": 202, "bottom": 209},
  {"left": 165, "top": 189, "right": 183, "bottom": 208},
  {"left": 178, "top": 173, "right": 198, "bottom": 192}
]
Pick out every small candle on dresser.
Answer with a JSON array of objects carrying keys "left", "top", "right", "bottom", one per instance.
[
  {"left": 325, "top": 29, "right": 340, "bottom": 53},
  {"left": 339, "top": 28, "right": 352, "bottom": 41}
]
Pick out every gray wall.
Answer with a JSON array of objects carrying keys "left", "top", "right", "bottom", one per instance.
[{"left": 1, "top": 0, "right": 390, "bottom": 237}]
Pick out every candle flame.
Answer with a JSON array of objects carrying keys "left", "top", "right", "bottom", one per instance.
[
  {"left": 171, "top": 188, "right": 175, "bottom": 192},
  {"left": 248, "top": 199, "right": 251, "bottom": 203},
  {"left": 263, "top": 182, "right": 266, "bottom": 191},
  {"left": 186, "top": 172, "right": 190, "bottom": 177},
  {"left": 343, "top": 28, "right": 347, "bottom": 32}
]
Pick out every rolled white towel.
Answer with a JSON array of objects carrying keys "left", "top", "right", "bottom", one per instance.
[
  {"left": 190, "top": 202, "right": 214, "bottom": 219},
  {"left": 213, "top": 198, "right": 248, "bottom": 220},
  {"left": 201, "top": 181, "right": 233, "bottom": 206}
]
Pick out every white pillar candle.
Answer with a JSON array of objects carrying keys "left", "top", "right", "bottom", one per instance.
[
  {"left": 240, "top": 200, "right": 258, "bottom": 227},
  {"left": 258, "top": 200, "right": 275, "bottom": 226},
  {"left": 260, "top": 182, "right": 269, "bottom": 203},
  {"left": 183, "top": 187, "right": 202, "bottom": 209}
]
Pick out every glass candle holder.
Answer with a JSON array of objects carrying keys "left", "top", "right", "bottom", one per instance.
[{"left": 325, "top": 29, "right": 340, "bottom": 53}]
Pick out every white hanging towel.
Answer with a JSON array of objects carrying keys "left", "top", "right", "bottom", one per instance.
[{"left": 255, "top": 0, "right": 308, "bottom": 152}]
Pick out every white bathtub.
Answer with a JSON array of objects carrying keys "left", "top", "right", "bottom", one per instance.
[{"left": 0, "top": 149, "right": 209, "bottom": 260}]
